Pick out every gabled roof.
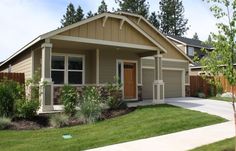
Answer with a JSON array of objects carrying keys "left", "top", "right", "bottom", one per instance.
[
  {"left": 1, "top": 12, "right": 169, "bottom": 68},
  {"left": 116, "top": 11, "right": 193, "bottom": 63},
  {"left": 167, "top": 35, "right": 214, "bottom": 50}
]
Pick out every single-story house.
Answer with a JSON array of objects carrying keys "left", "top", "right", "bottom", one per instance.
[
  {"left": 0, "top": 12, "right": 192, "bottom": 112},
  {"left": 166, "top": 35, "right": 214, "bottom": 59}
]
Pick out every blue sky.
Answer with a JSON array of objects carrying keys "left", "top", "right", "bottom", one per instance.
[{"left": 0, "top": 0, "right": 218, "bottom": 61}]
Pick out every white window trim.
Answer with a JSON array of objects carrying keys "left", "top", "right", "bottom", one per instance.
[
  {"left": 52, "top": 53, "right": 85, "bottom": 86},
  {"left": 116, "top": 59, "right": 138, "bottom": 101},
  {"left": 188, "top": 47, "right": 194, "bottom": 57}
]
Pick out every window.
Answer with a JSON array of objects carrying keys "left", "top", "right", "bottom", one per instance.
[
  {"left": 188, "top": 47, "right": 194, "bottom": 56},
  {"left": 51, "top": 56, "right": 65, "bottom": 84},
  {"left": 51, "top": 54, "right": 84, "bottom": 85},
  {"left": 68, "top": 57, "right": 83, "bottom": 84}
]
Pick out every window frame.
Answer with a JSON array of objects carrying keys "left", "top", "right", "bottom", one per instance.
[
  {"left": 187, "top": 47, "right": 194, "bottom": 56},
  {"left": 51, "top": 53, "right": 85, "bottom": 86}
]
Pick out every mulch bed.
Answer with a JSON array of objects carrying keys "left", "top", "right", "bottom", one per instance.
[{"left": 6, "top": 107, "right": 136, "bottom": 130}]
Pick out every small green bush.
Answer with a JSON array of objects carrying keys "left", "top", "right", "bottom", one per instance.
[
  {"left": 50, "top": 114, "right": 69, "bottom": 128},
  {"left": 78, "top": 86, "right": 102, "bottom": 123},
  {"left": 106, "top": 78, "right": 126, "bottom": 110},
  {"left": 0, "top": 79, "right": 22, "bottom": 117},
  {"left": 60, "top": 85, "right": 78, "bottom": 116},
  {"left": 16, "top": 99, "right": 39, "bottom": 119},
  {"left": 0, "top": 117, "right": 11, "bottom": 130}
]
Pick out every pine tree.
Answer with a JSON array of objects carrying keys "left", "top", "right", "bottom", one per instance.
[
  {"left": 116, "top": 0, "right": 150, "bottom": 18},
  {"left": 207, "top": 35, "right": 212, "bottom": 43},
  {"left": 148, "top": 12, "right": 159, "bottom": 29},
  {"left": 75, "top": 6, "right": 84, "bottom": 22},
  {"left": 61, "top": 3, "right": 84, "bottom": 27},
  {"left": 61, "top": 3, "right": 77, "bottom": 27},
  {"left": 87, "top": 11, "right": 94, "bottom": 18},
  {"left": 158, "top": 0, "right": 189, "bottom": 36},
  {"left": 193, "top": 32, "right": 199, "bottom": 40},
  {"left": 98, "top": 0, "right": 108, "bottom": 14}
]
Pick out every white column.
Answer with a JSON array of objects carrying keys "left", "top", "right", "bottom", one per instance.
[
  {"left": 96, "top": 48, "right": 100, "bottom": 85},
  {"left": 153, "top": 51, "right": 165, "bottom": 104},
  {"left": 39, "top": 41, "right": 54, "bottom": 112}
]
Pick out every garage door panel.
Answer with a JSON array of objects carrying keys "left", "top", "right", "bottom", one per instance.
[
  {"left": 142, "top": 69, "right": 183, "bottom": 99},
  {"left": 163, "top": 70, "right": 182, "bottom": 98}
]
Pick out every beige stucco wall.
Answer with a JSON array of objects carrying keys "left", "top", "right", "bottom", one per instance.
[
  {"left": 0, "top": 51, "right": 32, "bottom": 80},
  {"left": 59, "top": 17, "right": 155, "bottom": 47},
  {"left": 99, "top": 49, "right": 140, "bottom": 84}
]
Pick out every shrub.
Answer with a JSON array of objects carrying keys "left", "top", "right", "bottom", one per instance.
[
  {"left": 16, "top": 99, "right": 39, "bottom": 119},
  {"left": 60, "top": 85, "right": 78, "bottom": 116},
  {"left": 50, "top": 114, "right": 69, "bottom": 128},
  {"left": 0, "top": 117, "right": 11, "bottom": 130},
  {"left": 78, "top": 86, "right": 102, "bottom": 123},
  {"left": 106, "top": 78, "right": 126, "bottom": 110},
  {"left": 0, "top": 79, "right": 22, "bottom": 117}
]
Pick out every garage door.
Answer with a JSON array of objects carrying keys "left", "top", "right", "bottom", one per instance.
[
  {"left": 163, "top": 70, "right": 183, "bottom": 98},
  {"left": 142, "top": 69, "right": 183, "bottom": 99}
]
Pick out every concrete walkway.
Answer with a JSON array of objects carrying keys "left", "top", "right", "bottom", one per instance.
[{"left": 87, "top": 97, "right": 235, "bottom": 151}]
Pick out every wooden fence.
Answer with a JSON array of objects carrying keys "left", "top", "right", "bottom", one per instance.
[
  {"left": 190, "top": 76, "right": 215, "bottom": 97},
  {"left": 190, "top": 76, "right": 236, "bottom": 97},
  {"left": 0, "top": 72, "right": 25, "bottom": 84}
]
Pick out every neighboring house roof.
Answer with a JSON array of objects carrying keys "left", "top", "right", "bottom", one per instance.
[
  {"left": 167, "top": 35, "right": 214, "bottom": 50},
  {"left": 0, "top": 12, "right": 193, "bottom": 68}
]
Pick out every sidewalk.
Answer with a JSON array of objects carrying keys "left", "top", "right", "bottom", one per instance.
[
  {"left": 87, "top": 121, "right": 234, "bottom": 151},
  {"left": 87, "top": 98, "right": 234, "bottom": 151}
]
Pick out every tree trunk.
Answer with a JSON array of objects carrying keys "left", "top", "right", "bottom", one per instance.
[{"left": 231, "top": 86, "right": 236, "bottom": 151}]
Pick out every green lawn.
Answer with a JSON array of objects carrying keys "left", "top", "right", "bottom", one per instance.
[
  {"left": 209, "top": 96, "right": 232, "bottom": 102},
  {"left": 191, "top": 137, "right": 235, "bottom": 151},
  {"left": 0, "top": 105, "right": 226, "bottom": 151}
]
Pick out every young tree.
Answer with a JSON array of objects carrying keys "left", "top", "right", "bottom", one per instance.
[
  {"left": 148, "top": 12, "right": 160, "bottom": 29},
  {"left": 61, "top": 3, "right": 84, "bottom": 27},
  {"left": 86, "top": 11, "right": 94, "bottom": 18},
  {"left": 75, "top": 5, "right": 84, "bottom": 21},
  {"left": 61, "top": 3, "right": 77, "bottom": 27},
  {"left": 200, "top": 1, "right": 236, "bottom": 149},
  {"left": 158, "top": 0, "right": 189, "bottom": 36},
  {"left": 98, "top": 0, "right": 108, "bottom": 14},
  {"left": 115, "top": 0, "right": 150, "bottom": 18},
  {"left": 193, "top": 32, "right": 199, "bottom": 40}
]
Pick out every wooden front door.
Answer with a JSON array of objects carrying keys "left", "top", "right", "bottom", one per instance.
[{"left": 124, "top": 62, "right": 136, "bottom": 99}]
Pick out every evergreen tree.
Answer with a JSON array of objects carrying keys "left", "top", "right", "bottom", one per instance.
[
  {"left": 75, "top": 5, "right": 84, "bottom": 22},
  {"left": 148, "top": 12, "right": 160, "bottom": 29},
  {"left": 207, "top": 35, "right": 212, "bottom": 43},
  {"left": 61, "top": 3, "right": 77, "bottom": 27},
  {"left": 193, "top": 32, "right": 199, "bottom": 40},
  {"left": 61, "top": 3, "right": 84, "bottom": 27},
  {"left": 98, "top": 0, "right": 108, "bottom": 14},
  {"left": 116, "top": 0, "right": 150, "bottom": 18},
  {"left": 158, "top": 0, "right": 189, "bottom": 36},
  {"left": 87, "top": 11, "right": 94, "bottom": 18}
]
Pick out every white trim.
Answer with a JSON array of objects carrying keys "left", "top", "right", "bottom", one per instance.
[
  {"left": 31, "top": 50, "right": 34, "bottom": 78},
  {"left": 116, "top": 59, "right": 138, "bottom": 101},
  {"left": 116, "top": 11, "right": 193, "bottom": 63},
  {"left": 140, "top": 58, "right": 143, "bottom": 85},
  {"left": 137, "top": 17, "right": 141, "bottom": 25},
  {"left": 119, "top": 19, "right": 125, "bottom": 29},
  {"left": 142, "top": 66, "right": 155, "bottom": 69},
  {"left": 144, "top": 56, "right": 189, "bottom": 63},
  {"left": 96, "top": 48, "right": 100, "bottom": 84},
  {"left": 52, "top": 35, "right": 158, "bottom": 51},
  {"left": 166, "top": 36, "right": 187, "bottom": 46},
  {"left": 102, "top": 15, "right": 108, "bottom": 27},
  {"left": 51, "top": 53, "right": 85, "bottom": 85}
]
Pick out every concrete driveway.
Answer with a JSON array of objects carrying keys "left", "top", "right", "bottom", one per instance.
[
  {"left": 166, "top": 97, "right": 234, "bottom": 120},
  {"left": 87, "top": 97, "right": 235, "bottom": 151}
]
